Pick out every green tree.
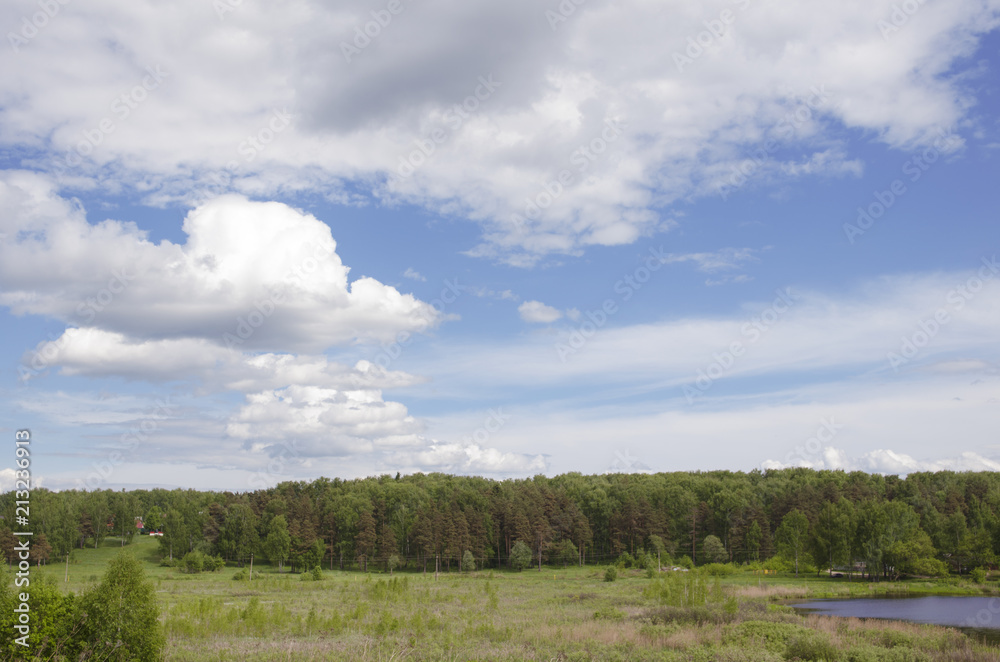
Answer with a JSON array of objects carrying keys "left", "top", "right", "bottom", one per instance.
[
  {"left": 702, "top": 535, "right": 728, "bottom": 564},
  {"left": 263, "top": 514, "right": 291, "bottom": 572},
  {"left": 812, "top": 498, "right": 854, "bottom": 574},
  {"left": 86, "top": 491, "right": 112, "bottom": 548},
  {"left": 552, "top": 539, "right": 578, "bottom": 568},
  {"left": 745, "top": 521, "right": 762, "bottom": 562},
  {"left": 79, "top": 550, "right": 164, "bottom": 661},
  {"left": 461, "top": 550, "right": 476, "bottom": 572},
  {"left": 356, "top": 508, "right": 376, "bottom": 572},
  {"left": 647, "top": 534, "right": 666, "bottom": 570},
  {"left": 776, "top": 510, "right": 810, "bottom": 577},
  {"left": 111, "top": 491, "right": 137, "bottom": 546},
  {"left": 510, "top": 540, "right": 532, "bottom": 571},
  {"left": 144, "top": 505, "right": 163, "bottom": 532},
  {"left": 219, "top": 503, "right": 259, "bottom": 567},
  {"left": 161, "top": 508, "right": 186, "bottom": 561}
]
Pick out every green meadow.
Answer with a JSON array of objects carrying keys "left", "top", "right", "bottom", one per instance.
[{"left": 27, "top": 535, "right": 1000, "bottom": 661}]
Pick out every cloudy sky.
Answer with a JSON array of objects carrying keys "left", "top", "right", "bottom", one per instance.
[{"left": 1, "top": 0, "right": 999, "bottom": 491}]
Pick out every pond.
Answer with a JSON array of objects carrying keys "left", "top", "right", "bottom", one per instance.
[{"left": 791, "top": 596, "right": 1000, "bottom": 644}]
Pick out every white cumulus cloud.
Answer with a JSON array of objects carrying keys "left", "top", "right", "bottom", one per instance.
[{"left": 519, "top": 300, "right": 564, "bottom": 323}]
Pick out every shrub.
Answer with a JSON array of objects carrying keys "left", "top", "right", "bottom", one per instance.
[
  {"left": 311, "top": 565, "right": 323, "bottom": 581},
  {"left": 908, "top": 557, "right": 949, "bottom": 577},
  {"left": 604, "top": 566, "right": 618, "bottom": 582},
  {"left": 703, "top": 562, "right": 737, "bottom": 576},
  {"left": 182, "top": 550, "right": 204, "bottom": 573},
  {"left": 461, "top": 550, "right": 476, "bottom": 572},
  {"left": 677, "top": 555, "right": 694, "bottom": 570},
  {"left": 971, "top": 567, "right": 988, "bottom": 584},
  {"left": 79, "top": 551, "right": 164, "bottom": 661},
  {"left": 784, "top": 631, "right": 839, "bottom": 661},
  {"left": 845, "top": 645, "right": 930, "bottom": 662},
  {"left": 762, "top": 556, "right": 794, "bottom": 574},
  {"left": 593, "top": 606, "right": 625, "bottom": 621},
  {"left": 510, "top": 540, "right": 532, "bottom": 571},
  {"left": 722, "top": 621, "right": 808, "bottom": 653},
  {"left": 616, "top": 552, "right": 635, "bottom": 569}
]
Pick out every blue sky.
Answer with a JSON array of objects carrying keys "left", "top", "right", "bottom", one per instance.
[{"left": 1, "top": 0, "right": 999, "bottom": 490}]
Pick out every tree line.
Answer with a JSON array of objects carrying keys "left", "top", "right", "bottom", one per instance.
[{"left": 2, "top": 468, "right": 998, "bottom": 579}]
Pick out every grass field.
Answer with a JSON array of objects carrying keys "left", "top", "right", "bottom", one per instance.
[{"left": 32, "top": 536, "right": 1000, "bottom": 661}]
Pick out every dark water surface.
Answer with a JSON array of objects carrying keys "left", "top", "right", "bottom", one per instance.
[{"left": 791, "top": 596, "right": 1000, "bottom": 644}]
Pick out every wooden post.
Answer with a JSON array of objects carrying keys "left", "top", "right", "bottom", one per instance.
[
  {"left": 249, "top": 554, "right": 253, "bottom": 582},
  {"left": 435, "top": 554, "right": 439, "bottom": 580},
  {"left": 64, "top": 551, "right": 69, "bottom": 583}
]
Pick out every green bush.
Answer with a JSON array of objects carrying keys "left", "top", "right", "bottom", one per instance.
[
  {"left": 616, "top": 552, "right": 635, "bottom": 569},
  {"left": 78, "top": 550, "right": 164, "bottom": 661},
  {"left": 971, "top": 567, "right": 988, "bottom": 584},
  {"left": 604, "top": 566, "right": 618, "bottom": 582},
  {"left": 182, "top": 550, "right": 204, "bottom": 573},
  {"left": 762, "top": 556, "right": 794, "bottom": 574},
  {"left": 461, "top": 550, "right": 476, "bottom": 572},
  {"left": 311, "top": 565, "right": 323, "bottom": 581},
  {"left": 717, "top": 648, "right": 784, "bottom": 662},
  {"left": 845, "top": 645, "right": 930, "bottom": 662},
  {"left": 510, "top": 540, "right": 532, "bottom": 571},
  {"left": 907, "top": 557, "right": 949, "bottom": 577},
  {"left": 644, "top": 570, "right": 724, "bottom": 608},
  {"left": 703, "top": 562, "right": 737, "bottom": 576},
  {"left": 784, "top": 631, "right": 839, "bottom": 661},
  {"left": 722, "top": 621, "right": 808, "bottom": 653},
  {"left": 593, "top": 606, "right": 625, "bottom": 621}
]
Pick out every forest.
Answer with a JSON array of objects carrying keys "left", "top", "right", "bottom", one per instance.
[{"left": 3, "top": 468, "right": 998, "bottom": 580}]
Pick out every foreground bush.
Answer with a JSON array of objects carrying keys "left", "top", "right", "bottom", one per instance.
[{"left": 79, "top": 550, "right": 164, "bottom": 661}]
